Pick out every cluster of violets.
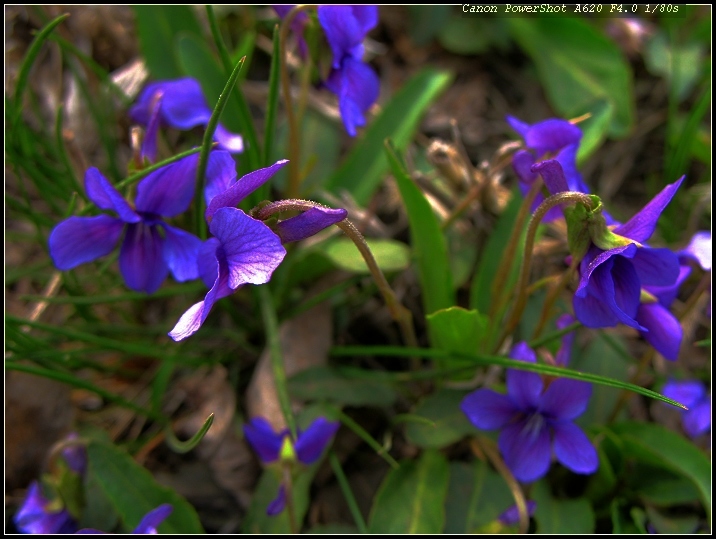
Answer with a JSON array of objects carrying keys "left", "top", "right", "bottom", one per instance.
[
  {"left": 13, "top": 434, "right": 172, "bottom": 534},
  {"left": 27, "top": 6, "right": 710, "bottom": 529},
  {"left": 461, "top": 116, "right": 711, "bottom": 482}
]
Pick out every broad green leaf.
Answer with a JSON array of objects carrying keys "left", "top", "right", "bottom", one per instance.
[
  {"left": 133, "top": 6, "right": 202, "bottom": 79},
  {"left": 610, "top": 421, "right": 711, "bottom": 519},
  {"left": 368, "top": 450, "right": 449, "bottom": 533},
  {"left": 87, "top": 441, "right": 204, "bottom": 534},
  {"left": 320, "top": 237, "right": 410, "bottom": 274},
  {"left": 288, "top": 366, "right": 397, "bottom": 407},
  {"left": 326, "top": 68, "right": 452, "bottom": 204},
  {"left": 386, "top": 141, "right": 455, "bottom": 315},
  {"left": 405, "top": 389, "right": 474, "bottom": 449},
  {"left": 470, "top": 189, "right": 521, "bottom": 314},
  {"left": 631, "top": 465, "right": 701, "bottom": 506},
  {"left": 444, "top": 461, "right": 513, "bottom": 533},
  {"left": 533, "top": 480, "right": 595, "bottom": 533},
  {"left": 508, "top": 17, "right": 634, "bottom": 137},
  {"left": 426, "top": 306, "right": 488, "bottom": 354},
  {"left": 576, "top": 99, "right": 613, "bottom": 164}
]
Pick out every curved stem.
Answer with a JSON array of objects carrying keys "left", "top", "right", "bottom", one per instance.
[
  {"left": 255, "top": 200, "right": 418, "bottom": 349},
  {"left": 279, "top": 5, "right": 317, "bottom": 199},
  {"left": 494, "top": 191, "right": 596, "bottom": 353}
]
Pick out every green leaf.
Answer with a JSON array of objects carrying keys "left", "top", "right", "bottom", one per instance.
[
  {"left": 386, "top": 141, "right": 455, "bottom": 315},
  {"left": 444, "top": 461, "right": 514, "bottom": 534},
  {"left": 609, "top": 421, "right": 711, "bottom": 519},
  {"left": 288, "top": 366, "right": 397, "bottom": 407},
  {"left": 404, "top": 389, "right": 474, "bottom": 449},
  {"left": 133, "top": 6, "right": 203, "bottom": 79},
  {"left": 631, "top": 465, "right": 701, "bottom": 506},
  {"left": 576, "top": 99, "right": 613, "bottom": 164},
  {"left": 326, "top": 68, "right": 453, "bottom": 204},
  {"left": 320, "top": 237, "right": 410, "bottom": 274},
  {"left": 368, "top": 450, "right": 449, "bottom": 533},
  {"left": 508, "top": 17, "right": 634, "bottom": 137},
  {"left": 87, "top": 440, "right": 204, "bottom": 533},
  {"left": 426, "top": 306, "right": 488, "bottom": 354},
  {"left": 533, "top": 480, "right": 595, "bottom": 533}
]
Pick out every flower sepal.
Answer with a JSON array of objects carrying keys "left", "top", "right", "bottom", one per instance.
[{"left": 279, "top": 435, "right": 297, "bottom": 465}]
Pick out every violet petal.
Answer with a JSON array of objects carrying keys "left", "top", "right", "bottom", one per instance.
[
  {"left": 119, "top": 223, "right": 169, "bottom": 294},
  {"left": 551, "top": 421, "right": 599, "bottom": 474},
  {"left": 540, "top": 378, "right": 592, "bottom": 421},
  {"left": 499, "top": 420, "right": 552, "bottom": 483},
  {"left": 161, "top": 224, "right": 202, "bottom": 282},
  {"left": 636, "top": 302, "right": 682, "bottom": 361},
  {"left": 84, "top": 168, "right": 141, "bottom": 223},
  {"left": 461, "top": 389, "right": 520, "bottom": 430},
  {"left": 132, "top": 504, "right": 173, "bottom": 534},
  {"left": 134, "top": 153, "right": 199, "bottom": 217},
  {"left": 295, "top": 417, "right": 340, "bottom": 464},
  {"left": 276, "top": 206, "right": 347, "bottom": 244},
  {"left": 243, "top": 417, "right": 284, "bottom": 464},
  {"left": 613, "top": 177, "right": 684, "bottom": 242},
  {"left": 49, "top": 215, "right": 125, "bottom": 270}
]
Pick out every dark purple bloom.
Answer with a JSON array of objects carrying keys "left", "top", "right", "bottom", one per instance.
[
  {"left": 533, "top": 160, "right": 685, "bottom": 357},
  {"left": 14, "top": 482, "right": 77, "bottom": 534},
  {"left": 129, "top": 78, "right": 243, "bottom": 162},
  {"left": 571, "top": 176, "right": 684, "bottom": 350},
  {"left": 76, "top": 504, "right": 172, "bottom": 534},
  {"left": 662, "top": 380, "right": 711, "bottom": 438},
  {"left": 49, "top": 152, "right": 240, "bottom": 294},
  {"left": 461, "top": 342, "right": 598, "bottom": 483},
  {"left": 244, "top": 416, "right": 340, "bottom": 516},
  {"left": 508, "top": 116, "right": 591, "bottom": 222},
  {"left": 498, "top": 500, "right": 537, "bottom": 526},
  {"left": 317, "top": 6, "right": 379, "bottom": 136}
]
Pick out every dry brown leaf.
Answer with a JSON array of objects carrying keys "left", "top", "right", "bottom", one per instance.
[{"left": 245, "top": 280, "right": 336, "bottom": 431}]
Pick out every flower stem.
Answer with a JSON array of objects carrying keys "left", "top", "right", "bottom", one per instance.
[
  {"left": 279, "top": 5, "right": 317, "bottom": 199},
  {"left": 487, "top": 179, "right": 542, "bottom": 325},
  {"left": 283, "top": 464, "right": 298, "bottom": 534},
  {"left": 258, "top": 285, "right": 297, "bottom": 439},
  {"left": 329, "top": 451, "right": 368, "bottom": 533},
  {"left": 255, "top": 201, "right": 419, "bottom": 349},
  {"left": 494, "top": 191, "right": 597, "bottom": 353},
  {"left": 472, "top": 437, "right": 529, "bottom": 534}
]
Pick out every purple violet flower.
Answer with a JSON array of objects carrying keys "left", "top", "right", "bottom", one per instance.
[
  {"left": 532, "top": 160, "right": 685, "bottom": 359},
  {"left": 662, "top": 380, "right": 711, "bottom": 438},
  {"left": 498, "top": 500, "right": 537, "bottom": 526},
  {"left": 76, "top": 504, "right": 173, "bottom": 534},
  {"left": 49, "top": 152, "right": 239, "bottom": 294},
  {"left": 317, "top": 6, "right": 380, "bottom": 137},
  {"left": 507, "top": 116, "right": 591, "bottom": 222},
  {"left": 461, "top": 342, "right": 598, "bottom": 483},
  {"left": 129, "top": 78, "right": 244, "bottom": 162},
  {"left": 244, "top": 416, "right": 340, "bottom": 516},
  {"left": 14, "top": 482, "right": 78, "bottom": 534},
  {"left": 168, "top": 160, "right": 347, "bottom": 341}
]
